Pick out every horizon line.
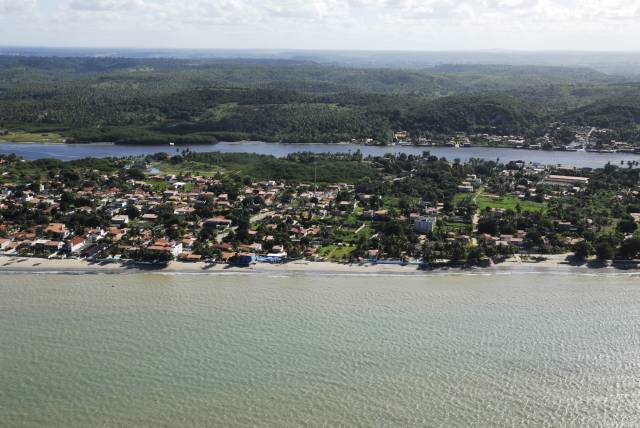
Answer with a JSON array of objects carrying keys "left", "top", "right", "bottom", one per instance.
[{"left": 3, "top": 45, "right": 640, "bottom": 55}]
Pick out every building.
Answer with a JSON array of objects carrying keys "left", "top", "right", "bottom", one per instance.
[
  {"left": 542, "top": 175, "right": 590, "bottom": 187},
  {"left": 457, "top": 184, "right": 475, "bottom": 193},
  {"left": 259, "top": 251, "right": 287, "bottom": 263},
  {"left": 0, "top": 238, "right": 12, "bottom": 251},
  {"left": 204, "top": 217, "right": 233, "bottom": 229},
  {"left": 44, "top": 223, "right": 69, "bottom": 239},
  {"left": 111, "top": 214, "right": 130, "bottom": 225},
  {"left": 67, "top": 236, "right": 86, "bottom": 254},
  {"left": 415, "top": 216, "right": 437, "bottom": 233},
  {"left": 147, "top": 240, "right": 183, "bottom": 257},
  {"left": 394, "top": 131, "right": 409, "bottom": 141}
]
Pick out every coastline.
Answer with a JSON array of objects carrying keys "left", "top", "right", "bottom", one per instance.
[{"left": 1, "top": 254, "right": 637, "bottom": 276}]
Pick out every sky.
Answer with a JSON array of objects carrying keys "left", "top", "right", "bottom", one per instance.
[{"left": 1, "top": 0, "right": 640, "bottom": 51}]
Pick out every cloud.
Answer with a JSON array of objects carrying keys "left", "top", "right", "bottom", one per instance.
[
  {"left": 54, "top": 0, "right": 640, "bottom": 26},
  {"left": 0, "top": 0, "right": 37, "bottom": 14},
  {"left": 68, "top": 0, "right": 141, "bottom": 11},
  {"left": 3, "top": 0, "right": 640, "bottom": 50}
]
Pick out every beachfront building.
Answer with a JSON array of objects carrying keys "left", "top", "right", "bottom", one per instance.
[
  {"left": 147, "top": 240, "right": 183, "bottom": 258},
  {"left": 67, "top": 236, "right": 87, "bottom": 254}
]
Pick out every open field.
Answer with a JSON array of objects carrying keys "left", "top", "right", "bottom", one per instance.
[
  {"left": 0, "top": 131, "right": 65, "bottom": 143},
  {"left": 476, "top": 193, "right": 547, "bottom": 213}
]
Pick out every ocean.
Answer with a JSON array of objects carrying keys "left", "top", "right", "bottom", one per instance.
[{"left": 1, "top": 272, "right": 639, "bottom": 426}]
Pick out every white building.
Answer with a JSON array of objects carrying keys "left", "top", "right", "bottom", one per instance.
[{"left": 415, "top": 216, "right": 437, "bottom": 233}]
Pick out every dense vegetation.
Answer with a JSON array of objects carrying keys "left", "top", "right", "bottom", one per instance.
[{"left": 1, "top": 56, "right": 640, "bottom": 144}]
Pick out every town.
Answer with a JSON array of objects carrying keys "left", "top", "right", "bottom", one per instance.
[
  {"left": 349, "top": 124, "right": 640, "bottom": 154},
  {"left": 1, "top": 151, "right": 640, "bottom": 269}
]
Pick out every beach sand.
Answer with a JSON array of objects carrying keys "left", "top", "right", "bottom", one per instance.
[{"left": 0, "top": 253, "right": 630, "bottom": 276}]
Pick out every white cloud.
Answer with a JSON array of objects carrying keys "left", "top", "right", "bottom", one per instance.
[
  {"left": 2, "top": 0, "right": 640, "bottom": 50},
  {"left": 0, "top": 0, "right": 37, "bottom": 14},
  {"left": 53, "top": 0, "right": 640, "bottom": 26},
  {"left": 69, "top": 0, "right": 139, "bottom": 11}
]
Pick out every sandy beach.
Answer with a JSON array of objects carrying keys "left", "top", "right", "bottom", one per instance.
[{"left": 0, "top": 253, "right": 636, "bottom": 276}]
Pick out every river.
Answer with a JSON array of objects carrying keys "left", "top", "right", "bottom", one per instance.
[
  {"left": 1, "top": 273, "right": 639, "bottom": 427},
  {"left": 1, "top": 141, "right": 638, "bottom": 168}
]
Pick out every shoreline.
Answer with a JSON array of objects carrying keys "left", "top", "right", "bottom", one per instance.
[{"left": 1, "top": 254, "right": 638, "bottom": 277}]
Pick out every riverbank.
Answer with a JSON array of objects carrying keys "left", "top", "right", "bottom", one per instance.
[{"left": 0, "top": 254, "right": 637, "bottom": 276}]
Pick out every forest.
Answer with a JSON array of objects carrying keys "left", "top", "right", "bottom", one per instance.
[{"left": 1, "top": 56, "right": 640, "bottom": 144}]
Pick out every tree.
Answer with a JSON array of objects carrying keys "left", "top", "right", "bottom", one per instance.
[
  {"left": 595, "top": 241, "right": 615, "bottom": 261},
  {"left": 125, "top": 204, "right": 140, "bottom": 219},
  {"left": 466, "top": 247, "right": 484, "bottom": 266},
  {"left": 617, "top": 218, "right": 638, "bottom": 235},
  {"left": 618, "top": 238, "right": 640, "bottom": 260},
  {"left": 525, "top": 229, "right": 544, "bottom": 248},
  {"left": 477, "top": 216, "right": 499, "bottom": 235},
  {"left": 449, "top": 241, "right": 468, "bottom": 262},
  {"left": 572, "top": 240, "right": 593, "bottom": 262},
  {"left": 127, "top": 168, "right": 146, "bottom": 180}
]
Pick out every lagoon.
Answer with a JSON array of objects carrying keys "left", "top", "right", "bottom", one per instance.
[{"left": 1, "top": 141, "right": 639, "bottom": 168}]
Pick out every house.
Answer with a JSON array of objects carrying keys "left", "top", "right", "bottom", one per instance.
[
  {"left": 111, "top": 214, "right": 130, "bottom": 225},
  {"left": 415, "top": 216, "right": 437, "bottom": 233},
  {"left": 33, "top": 239, "right": 63, "bottom": 252},
  {"left": 372, "top": 210, "right": 389, "bottom": 220},
  {"left": 44, "top": 223, "right": 69, "bottom": 239},
  {"left": 85, "top": 228, "right": 107, "bottom": 242},
  {"left": 457, "top": 183, "right": 475, "bottom": 193},
  {"left": 466, "top": 174, "right": 483, "bottom": 188},
  {"left": 177, "top": 252, "right": 202, "bottom": 262},
  {"left": 366, "top": 249, "right": 380, "bottom": 260},
  {"left": 557, "top": 221, "right": 573, "bottom": 232},
  {"left": 204, "top": 217, "right": 233, "bottom": 229},
  {"left": 0, "top": 238, "right": 12, "bottom": 251},
  {"left": 239, "top": 243, "right": 262, "bottom": 252},
  {"left": 174, "top": 207, "right": 196, "bottom": 217},
  {"left": 147, "top": 240, "right": 183, "bottom": 257},
  {"left": 394, "top": 131, "right": 409, "bottom": 141},
  {"left": 67, "top": 236, "right": 86, "bottom": 254},
  {"left": 181, "top": 236, "right": 196, "bottom": 250},
  {"left": 44, "top": 241, "right": 63, "bottom": 252},
  {"left": 140, "top": 213, "right": 158, "bottom": 222}
]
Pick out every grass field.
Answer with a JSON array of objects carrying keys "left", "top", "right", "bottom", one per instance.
[
  {"left": 158, "top": 161, "right": 223, "bottom": 176},
  {"left": 438, "top": 221, "right": 472, "bottom": 234},
  {"left": 146, "top": 179, "right": 169, "bottom": 192},
  {"left": 319, "top": 244, "right": 356, "bottom": 261},
  {"left": 477, "top": 193, "right": 547, "bottom": 212},
  {"left": 0, "top": 131, "right": 65, "bottom": 143}
]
